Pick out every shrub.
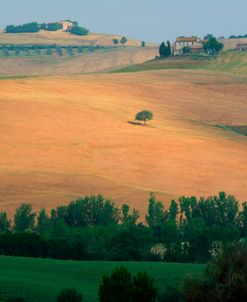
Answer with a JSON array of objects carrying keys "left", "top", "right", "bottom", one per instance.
[
  {"left": 98, "top": 267, "right": 157, "bottom": 302},
  {"left": 70, "top": 26, "right": 89, "bottom": 36},
  {"left": 47, "top": 23, "right": 63, "bottom": 31},
  {"left": 159, "top": 286, "right": 183, "bottom": 302},
  {"left": 57, "top": 288, "right": 83, "bottom": 302},
  {"left": 183, "top": 241, "right": 247, "bottom": 302}
]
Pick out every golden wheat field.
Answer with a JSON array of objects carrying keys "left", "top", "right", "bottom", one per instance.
[{"left": 1, "top": 69, "right": 247, "bottom": 214}]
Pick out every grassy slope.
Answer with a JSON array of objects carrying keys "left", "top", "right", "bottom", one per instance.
[
  {"left": 0, "top": 256, "right": 204, "bottom": 302},
  {"left": 0, "top": 31, "right": 158, "bottom": 76},
  {"left": 116, "top": 56, "right": 213, "bottom": 73},
  {"left": 0, "top": 31, "right": 155, "bottom": 47},
  {"left": 0, "top": 47, "right": 158, "bottom": 76},
  {"left": 116, "top": 51, "right": 247, "bottom": 75},
  {"left": 1, "top": 71, "right": 247, "bottom": 215}
]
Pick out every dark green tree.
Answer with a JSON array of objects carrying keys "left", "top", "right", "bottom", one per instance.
[
  {"left": 57, "top": 288, "right": 82, "bottom": 302},
  {"left": 36, "top": 208, "right": 50, "bottom": 236},
  {"left": 132, "top": 271, "right": 158, "bottom": 302},
  {"left": 70, "top": 26, "right": 89, "bottom": 36},
  {"left": 113, "top": 38, "right": 119, "bottom": 48},
  {"left": 47, "top": 23, "right": 63, "bottom": 31},
  {"left": 135, "top": 110, "right": 153, "bottom": 126},
  {"left": 120, "top": 37, "right": 128, "bottom": 46},
  {"left": 99, "top": 267, "right": 133, "bottom": 302},
  {"left": 159, "top": 41, "right": 171, "bottom": 58},
  {"left": 183, "top": 241, "right": 247, "bottom": 302},
  {"left": 14, "top": 203, "right": 36, "bottom": 232},
  {"left": 146, "top": 193, "right": 167, "bottom": 230},
  {"left": 203, "top": 37, "right": 223, "bottom": 53},
  {"left": 121, "top": 204, "right": 139, "bottom": 225},
  {"left": 99, "top": 267, "right": 157, "bottom": 302},
  {"left": 0, "top": 211, "right": 11, "bottom": 233}
]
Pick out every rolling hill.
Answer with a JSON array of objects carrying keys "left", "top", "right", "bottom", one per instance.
[
  {"left": 0, "top": 31, "right": 158, "bottom": 76},
  {"left": 117, "top": 51, "right": 247, "bottom": 75},
  {"left": 1, "top": 69, "right": 247, "bottom": 215},
  {"left": 0, "top": 30, "right": 155, "bottom": 47}
]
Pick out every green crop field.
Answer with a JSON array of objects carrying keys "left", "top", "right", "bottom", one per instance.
[{"left": 0, "top": 256, "right": 204, "bottom": 302}]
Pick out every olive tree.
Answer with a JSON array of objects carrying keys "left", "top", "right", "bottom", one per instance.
[
  {"left": 135, "top": 110, "right": 153, "bottom": 126},
  {"left": 120, "top": 36, "right": 128, "bottom": 47},
  {"left": 113, "top": 38, "right": 119, "bottom": 48}
]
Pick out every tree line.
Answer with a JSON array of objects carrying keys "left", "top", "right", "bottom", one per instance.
[
  {"left": 0, "top": 44, "right": 104, "bottom": 57},
  {"left": 0, "top": 192, "right": 246, "bottom": 263},
  {"left": 5, "top": 21, "right": 89, "bottom": 36}
]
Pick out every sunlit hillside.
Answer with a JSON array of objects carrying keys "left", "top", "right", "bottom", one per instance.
[{"left": 1, "top": 70, "right": 247, "bottom": 214}]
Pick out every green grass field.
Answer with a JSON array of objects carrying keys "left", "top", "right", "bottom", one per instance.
[
  {"left": 116, "top": 51, "right": 247, "bottom": 75},
  {"left": 0, "top": 257, "right": 204, "bottom": 302}
]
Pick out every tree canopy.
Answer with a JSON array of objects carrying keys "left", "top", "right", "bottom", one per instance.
[
  {"left": 6, "top": 22, "right": 40, "bottom": 33},
  {"left": 203, "top": 37, "right": 223, "bottom": 53},
  {"left": 159, "top": 41, "right": 171, "bottom": 57},
  {"left": 98, "top": 267, "right": 157, "bottom": 302},
  {"left": 135, "top": 110, "right": 153, "bottom": 126},
  {"left": 70, "top": 26, "right": 89, "bottom": 36},
  {"left": 120, "top": 36, "right": 128, "bottom": 46}
]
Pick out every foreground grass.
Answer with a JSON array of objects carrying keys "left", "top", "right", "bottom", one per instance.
[{"left": 0, "top": 256, "right": 204, "bottom": 302}]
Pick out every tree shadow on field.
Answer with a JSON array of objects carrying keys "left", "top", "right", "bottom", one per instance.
[{"left": 127, "top": 121, "right": 145, "bottom": 126}]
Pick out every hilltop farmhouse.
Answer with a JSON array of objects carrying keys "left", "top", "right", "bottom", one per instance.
[
  {"left": 43, "top": 20, "right": 73, "bottom": 31},
  {"left": 236, "top": 43, "right": 247, "bottom": 51},
  {"left": 59, "top": 20, "right": 73, "bottom": 31},
  {"left": 173, "top": 36, "right": 205, "bottom": 55}
]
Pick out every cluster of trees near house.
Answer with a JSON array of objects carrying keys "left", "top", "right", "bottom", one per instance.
[
  {"left": 0, "top": 192, "right": 246, "bottom": 264},
  {"left": 5, "top": 21, "right": 89, "bottom": 36},
  {"left": 0, "top": 44, "right": 103, "bottom": 57},
  {"left": 158, "top": 35, "right": 223, "bottom": 58},
  {"left": 159, "top": 41, "right": 172, "bottom": 57}
]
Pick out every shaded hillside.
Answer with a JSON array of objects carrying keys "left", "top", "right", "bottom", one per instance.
[{"left": 0, "top": 47, "right": 158, "bottom": 76}]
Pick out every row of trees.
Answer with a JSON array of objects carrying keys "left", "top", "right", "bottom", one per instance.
[
  {"left": 0, "top": 192, "right": 246, "bottom": 262},
  {"left": 0, "top": 45, "right": 103, "bottom": 57},
  {"left": 6, "top": 22, "right": 40, "bottom": 33}
]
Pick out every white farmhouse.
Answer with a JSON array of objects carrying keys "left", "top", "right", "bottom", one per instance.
[{"left": 173, "top": 36, "right": 204, "bottom": 55}]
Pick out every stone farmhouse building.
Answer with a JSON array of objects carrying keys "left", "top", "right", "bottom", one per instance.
[
  {"left": 44, "top": 20, "right": 73, "bottom": 31},
  {"left": 59, "top": 21, "right": 73, "bottom": 31},
  {"left": 173, "top": 36, "right": 204, "bottom": 55},
  {"left": 236, "top": 43, "right": 247, "bottom": 51}
]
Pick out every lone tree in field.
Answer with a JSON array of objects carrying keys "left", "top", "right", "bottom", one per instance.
[
  {"left": 113, "top": 38, "right": 119, "bottom": 48},
  {"left": 135, "top": 110, "right": 153, "bottom": 126},
  {"left": 120, "top": 36, "right": 128, "bottom": 46}
]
